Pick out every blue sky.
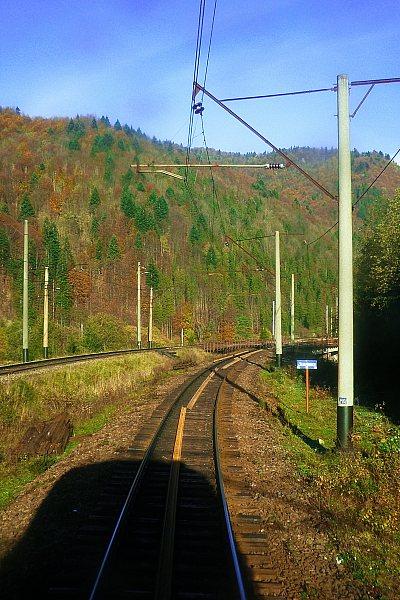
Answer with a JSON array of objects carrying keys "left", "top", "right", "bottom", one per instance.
[{"left": 0, "top": 0, "right": 399, "bottom": 155}]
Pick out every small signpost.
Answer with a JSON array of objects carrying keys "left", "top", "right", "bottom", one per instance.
[{"left": 296, "top": 359, "right": 318, "bottom": 413}]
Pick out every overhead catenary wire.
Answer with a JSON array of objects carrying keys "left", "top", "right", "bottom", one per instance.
[
  {"left": 306, "top": 147, "right": 400, "bottom": 246},
  {"left": 201, "top": 0, "right": 217, "bottom": 105},
  {"left": 195, "top": 83, "right": 337, "bottom": 201},
  {"left": 220, "top": 86, "right": 335, "bottom": 102},
  {"left": 185, "top": 0, "right": 206, "bottom": 179}
]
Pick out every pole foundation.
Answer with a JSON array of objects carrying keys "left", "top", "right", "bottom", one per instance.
[
  {"left": 23, "top": 348, "right": 29, "bottom": 363},
  {"left": 43, "top": 347, "right": 49, "bottom": 359},
  {"left": 337, "top": 406, "right": 353, "bottom": 449},
  {"left": 276, "top": 354, "right": 282, "bottom": 368}
]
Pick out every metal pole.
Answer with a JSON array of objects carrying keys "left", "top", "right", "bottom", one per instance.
[
  {"left": 337, "top": 74, "right": 354, "bottom": 449},
  {"left": 137, "top": 261, "right": 141, "bottom": 349},
  {"left": 148, "top": 286, "right": 153, "bottom": 348},
  {"left": 275, "top": 231, "right": 282, "bottom": 367},
  {"left": 43, "top": 266, "right": 49, "bottom": 358},
  {"left": 290, "top": 273, "right": 295, "bottom": 342},
  {"left": 22, "top": 219, "right": 29, "bottom": 362},
  {"left": 272, "top": 300, "right": 275, "bottom": 339}
]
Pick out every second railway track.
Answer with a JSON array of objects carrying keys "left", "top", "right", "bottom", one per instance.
[{"left": 48, "top": 348, "right": 281, "bottom": 599}]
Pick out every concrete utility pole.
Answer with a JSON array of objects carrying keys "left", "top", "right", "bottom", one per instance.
[
  {"left": 275, "top": 231, "right": 282, "bottom": 366},
  {"left": 43, "top": 266, "right": 49, "bottom": 358},
  {"left": 290, "top": 273, "right": 295, "bottom": 342},
  {"left": 325, "top": 304, "right": 329, "bottom": 338},
  {"left": 337, "top": 74, "right": 354, "bottom": 449},
  {"left": 137, "top": 261, "right": 142, "bottom": 349},
  {"left": 272, "top": 300, "right": 275, "bottom": 338},
  {"left": 22, "top": 219, "right": 29, "bottom": 362},
  {"left": 148, "top": 286, "right": 153, "bottom": 348}
]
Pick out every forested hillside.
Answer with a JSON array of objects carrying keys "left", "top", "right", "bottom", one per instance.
[{"left": 0, "top": 107, "right": 399, "bottom": 361}]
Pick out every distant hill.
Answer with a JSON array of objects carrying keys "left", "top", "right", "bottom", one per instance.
[{"left": 0, "top": 107, "right": 399, "bottom": 360}]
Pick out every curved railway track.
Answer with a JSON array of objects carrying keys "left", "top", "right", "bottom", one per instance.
[
  {"left": 0, "top": 342, "right": 266, "bottom": 377},
  {"left": 48, "top": 348, "right": 281, "bottom": 599}
]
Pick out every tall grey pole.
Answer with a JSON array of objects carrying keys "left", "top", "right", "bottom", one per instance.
[
  {"left": 272, "top": 300, "right": 275, "bottom": 338},
  {"left": 148, "top": 286, "right": 153, "bottom": 348},
  {"left": 290, "top": 273, "right": 295, "bottom": 342},
  {"left": 337, "top": 74, "right": 354, "bottom": 449},
  {"left": 325, "top": 304, "right": 329, "bottom": 338},
  {"left": 275, "top": 231, "right": 282, "bottom": 366},
  {"left": 22, "top": 219, "right": 29, "bottom": 362},
  {"left": 43, "top": 266, "right": 49, "bottom": 358},
  {"left": 137, "top": 261, "right": 141, "bottom": 349}
]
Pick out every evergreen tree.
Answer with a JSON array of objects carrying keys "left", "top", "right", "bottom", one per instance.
[
  {"left": 146, "top": 261, "right": 160, "bottom": 289},
  {"left": 100, "top": 115, "right": 111, "bottom": 128},
  {"left": 135, "top": 206, "right": 154, "bottom": 233},
  {"left": 43, "top": 219, "right": 60, "bottom": 278},
  {"left": 154, "top": 196, "right": 169, "bottom": 221},
  {"left": 189, "top": 225, "right": 200, "bottom": 244},
  {"left": 18, "top": 193, "right": 35, "bottom": 220},
  {"left": 68, "top": 138, "right": 80, "bottom": 151},
  {"left": 67, "top": 118, "right": 75, "bottom": 133},
  {"left": 95, "top": 239, "right": 103, "bottom": 260},
  {"left": 135, "top": 232, "right": 143, "bottom": 249},
  {"left": 89, "top": 187, "right": 101, "bottom": 210},
  {"left": 114, "top": 119, "right": 122, "bottom": 130},
  {"left": 205, "top": 246, "right": 218, "bottom": 270},
  {"left": 0, "top": 228, "right": 11, "bottom": 268},
  {"left": 120, "top": 186, "right": 136, "bottom": 219},
  {"left": 104, "top": 153, "right": 115, "bottom": 186},
  {"left": 121, "top": 167, "right": 134, "bottom": 186},
  {"left": 91, "top": 117, "right": 98, "bottom": 129},
  {"left": 57, "top": 242, "right": 73, "bottom": 314},
  {"left": 107, "top": 235, "right": 121, "bottom": 260},
  {"left": 91, "top": 216, "right": 100, "bottom": 238}
]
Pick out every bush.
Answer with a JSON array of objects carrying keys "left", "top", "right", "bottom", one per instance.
[{"left": 83, "top": 314, "right": 132, "bottom": 352}]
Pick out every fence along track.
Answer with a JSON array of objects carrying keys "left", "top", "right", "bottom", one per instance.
[{"left": 48, "top": 349, "right": 257, "bottom": 599}]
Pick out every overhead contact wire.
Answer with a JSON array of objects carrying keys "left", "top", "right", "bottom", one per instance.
[{"left": 306, "top": 148, "right": 400, "bottom": 246}]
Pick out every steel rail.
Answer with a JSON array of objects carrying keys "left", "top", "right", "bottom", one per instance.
[
  {"left": 87, "top": 347, "right": 259, "bottom": 599},
  {"left": 0, "top": 342, "right": 266, "bottom": 377},
  {"left": 0, "top": 347, "right": 170, "bottom": 376},
  {"left": 214, "top": 374, "right": 248, "bottom": 600}
]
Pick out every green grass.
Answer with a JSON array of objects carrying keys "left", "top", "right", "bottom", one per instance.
[
  {"left": 0, "top": 348, "right": 211, "bottom": 513},
  {"left": 260, "top": 367, "right": 400, "bottom": 596},
  {"left": 73, "top": 404, "right": 116, "bottom": 437}
]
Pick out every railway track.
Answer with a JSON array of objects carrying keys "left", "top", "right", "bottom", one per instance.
[
  {"left": 47, "top": 347, "right": 282, "bottom": 599},
  {"left": 0, "top": 342, "right": 266, "bottom": 377}
]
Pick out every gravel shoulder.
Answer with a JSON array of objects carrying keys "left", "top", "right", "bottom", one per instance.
[{"left": 228, "top": 352, "right": 375, "bottom": 599}]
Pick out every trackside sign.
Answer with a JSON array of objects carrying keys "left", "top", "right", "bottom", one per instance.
[{"left": 296, "top": 359, "right": 318, "bottom": 370}]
